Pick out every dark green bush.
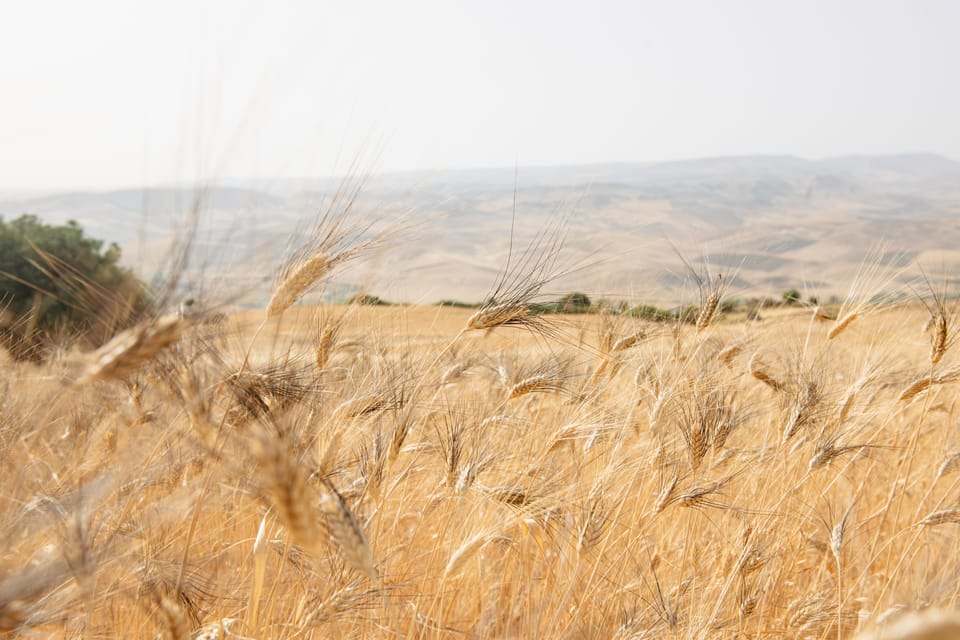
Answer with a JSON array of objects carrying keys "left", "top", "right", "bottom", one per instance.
[
  {"left": 0, "top": 215, "right": 148, "bottom": 360},
  {"left": 782, "top": 288, "right": 801, "bottom": 306},
  {"left": 557, "top": 292, "right": 591, "bottom": 311},
  {"left": 629, "top": 304, "right": 675, "bottom": 322},
  {"left": 349, "top": 293, "right": 390, "bottom": 306}
]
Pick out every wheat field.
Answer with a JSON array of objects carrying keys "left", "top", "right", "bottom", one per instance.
[{"left": 2, "top": 215, "right": 960, "bottom": 640}]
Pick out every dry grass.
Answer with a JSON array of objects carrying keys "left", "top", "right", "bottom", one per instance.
[{"left": 2, "top": 228, "right": 960, "bottom": 639}]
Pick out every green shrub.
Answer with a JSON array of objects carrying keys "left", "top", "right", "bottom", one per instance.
[
  {"left": 349, "top": 293, "right": 390, "bottom": 306},
  {"left": 0, "top": 215, "right": 148, "bottom": 360},
  {"left": 626, "top": 304, "right": 667, "bottom": 322},
  {"left": 782, "top": 288, "right": 801, "bottom": 306},
  {"left": 557, "top": 292, "right": 591, "bottom": 311}
]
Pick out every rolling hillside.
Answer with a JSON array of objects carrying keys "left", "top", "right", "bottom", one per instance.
[{"left": 2, "top": 154, "right": 958, "bottom": 305}]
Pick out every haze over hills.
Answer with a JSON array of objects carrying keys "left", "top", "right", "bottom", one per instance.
[{"left": 2, "top": 153, "right": 958, "bottom": 306}]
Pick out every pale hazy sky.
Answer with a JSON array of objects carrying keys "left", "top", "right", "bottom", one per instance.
[{"left": 1, "top": 0, "right": 958, "bottom": 189}]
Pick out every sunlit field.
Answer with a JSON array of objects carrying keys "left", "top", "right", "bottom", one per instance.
[{"left": 2, "top": 217, "right": 960, "bottom": 640}]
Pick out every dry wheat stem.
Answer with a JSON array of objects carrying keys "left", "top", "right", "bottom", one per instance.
[
  {"left": 918, "top": 508, "right": 960, "bottom": 526},
  {"left": 508, "top": 375, "right": 556, "bottom": 399},
  {"left": 318, "top": 482, "right": 379, "bottom": 584},
  {"left": 899, "top": 377, "right": 934, "bottom": 403},
  {"left": 931, "top": 313, "right": 948, "bottom": 365},
  {"left": 315, "top": 324, "right": 337, "bottom": 372},
  {"left": 156, "top": 595, "right": 190, "bottom": 640},
  {"left": 828, "top": 311, "right": 859, "bottom": 340},
  {"left": 255, "top": 436, "right": 322, "bottom": 556},
  {"left": 79, "top": 315, "right": 183, "bottom": 383},
  {"left": 717, "top": 343, "right": 742, "bottom": 365},
  {"left": 899, "top": 369, "right": 960, "bottom": 402},
  {"left": 612, "top": 329, "right": 647, "bottom": 352},
  {"left": 443, "top": 533, "right": 508, "bottom": 579},
  {"left": 175, "top": 316, "right": 268, "bottom": 594},
  {"left": 813, "top": 306, "right": 834, "bottom": 321},
  {"left": 749, "top": 354, "right": 784, "bottom": 392},
  {"left": 937, "top": 452, "right": 960, "bottom": 480},
  {"left": 245, "top": 515, "right": 268, "bottom": 632},
  {"left": 696, "top": 292, "right": 720, "bottom": 332},
  {"left": 467, "top": 303, "right": 529, "bottom": 331},
  {"left": 266, "top": 253, "right": 333, "bottom": 319}
]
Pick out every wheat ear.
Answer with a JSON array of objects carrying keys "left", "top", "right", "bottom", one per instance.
[
  {"left": 156, "top": 595, "right": 190, "bottom": 640},
  {"left": 918, "top": 508, "right": 960, "bottom": 526},
  {"left": 696, "top": 291, "right": 720, "bottom": 332},
  {"left": 931, "top": 313, "right": 948, "bottom": 365},
  {"left": 899, "top": 377, "right": 934, "bottom": 403},
  {"left": 255, "top": 437, "right": 321, "bottom": 555},
  {"left": 319, "top": 481, "right": 379, "bottom": 585},
  {"left": 443, "top": 533, "right": 508, "bottom": 579},
  {"left": 717, "top": 343, "right": 742, "bottom": 365},
  {"left": 315, "top": 323, "right": 337, "bottom": 372},
  {"left": 79, "top": 314, "right": 183, "bottom": 383},
  {"left": 749, "top": 354, "right": 784, "bottom": 392},
  {"left": 508, "top": 375, "right": 556, "bottom": 399},
  {"left": 612, "top": 329, "right": 647, "bottom": 352},
  {"left": 828, "top": 311, "right": 859, "bottom": 340},
  {"left": 467, "top": 303, "right": 529, "bottom": 331},
  {"left": 266, "top": 254, "right": 332, "bottom": 318}
]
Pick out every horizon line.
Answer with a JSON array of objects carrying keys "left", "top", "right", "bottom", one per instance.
[{"left": 3, "top": 150, "right": 957, "bottom": 196}]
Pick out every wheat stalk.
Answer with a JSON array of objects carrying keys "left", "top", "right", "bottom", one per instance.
[
  {"left": 899, "top": 377, "right": 934, "bottom": 403},
  {"left": 315, "top": 323, "right": 338, "bottom": 372},
  {"left": 508, "top": 375, "right": 556, "bottom": 399},
  {"left": 828, "top": 311, "right": 859, "bottom": 340},
  {"left": 156, "top": 595, "right": 190, "bottom": 640},
  {"left": 813, "top": 306, "right": 834, "bottom": 321},
  {"left": 253, "top": 436, "right": 321, "bottom": 556},
  {"left": 749, "top": 354, "right": 784, "bottom": 391},
  {"left": 918, "top": 508, "right": 960, "bottom": 526},
  {"left": 266, "top": 254, "right": 334, "bottom": 319},
  {"left": 717, "top": 343, "right": 742, "bottom": 365},
  {"left": 612, "top": 329, "right": 647, "bottom": 352},
  {"left": 79, "top": 314, "right": 183, "bottom": 383},
  {"left": 318, "top": 481, "right": 379, "bottom": 584},
  {"left": 467, "top": 303, "right": 529, "bottom": 331},
  {"left": 937, "top": 452, "right": 960, "bottom": 480},
  {"left": 245, "top": 515, "right": 268, "bottom": 632},
  {"left": 931, "top": 312, "right": 948, "bottom": 365},
  {"left": 784, "top": 380, "right": 821, "bottom": 442},
  {"left": 696, "top": 291, "right": 720, "bottom": 332},
  {"left": 899, "top": 368, "right": 960, "bottom": 402},
  {"left": 443, "top": 533, "right": 508, "bottom": 578}
]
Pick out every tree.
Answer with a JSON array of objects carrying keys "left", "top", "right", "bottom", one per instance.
[
  {"left": 348, "top": 293, "right": 389, "bottom": 306},
  {"left": 782, "top": 288, "right": 801, "bottom": 306},
  {"left": 558, "top": 292, "right": 591, "bottom": 311},
  {"left": 0, "top": 215, "right": 148, "bottom": 361}
]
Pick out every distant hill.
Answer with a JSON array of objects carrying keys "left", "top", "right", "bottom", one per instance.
[{"left": 2, "top": 154, "right": 958, "bottom": 306}]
